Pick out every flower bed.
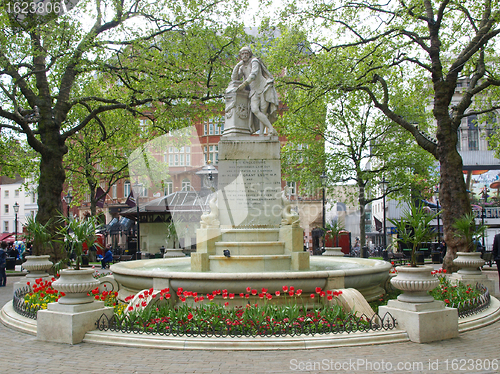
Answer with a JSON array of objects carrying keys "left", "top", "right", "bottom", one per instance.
[
  {"left": 94, "top": 286, "right": 396, "bottom": 337},
  {"left": 429, "top": 272, "right": 490, "bottom": 317},
  {"left": 370, "top": 268, "right": 490, "bottom": 317}
]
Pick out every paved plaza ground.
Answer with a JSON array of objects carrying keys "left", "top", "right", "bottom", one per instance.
[{"left": 1, "top": 268, "right": 499, "bottom": 374}]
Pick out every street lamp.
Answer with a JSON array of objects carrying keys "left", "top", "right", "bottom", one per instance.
[
  {"left": 132, "top": 181, "right": 142, "bottom": 257},
  {"left": 434, "top": 188, "right": 441, "bottom": 244},
  {"left": 13, "top": 202, "right": 19, "bottom": 241},
  {"left": 63, "top": 191, "right": 73, "bottom": 217},
  {"left": 320, "top": 171, "right": 327, "bottom": 231},
  {"left": 479, "top": 196, "right": 486, "bottom": 248},
  {"left": 379, "top": 178, "right": 389, "bottom": 249}
]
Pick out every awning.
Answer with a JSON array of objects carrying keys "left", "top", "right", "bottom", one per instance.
[{"left": 0, "top": 233, "right": 14, "bottom": 243}]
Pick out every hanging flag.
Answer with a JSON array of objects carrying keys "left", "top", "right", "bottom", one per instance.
[
  {"left": 126, "top": 192, "right": 136, "bottom": 207},
  {"left": 95, "top": 187, "right": 106, "bottom": 208}
]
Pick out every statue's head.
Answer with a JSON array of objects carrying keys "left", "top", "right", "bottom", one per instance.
[{"left": 239, "top": 46, "right": 253, "bottom": 60}]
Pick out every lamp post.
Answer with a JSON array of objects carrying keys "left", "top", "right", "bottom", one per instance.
[
  {"left": 480, "top": 197, "right": 486, "bottom": 248},
  {"left": 63, "top": 191, "right": 73, "bottom": 217},
  {"left": 132, "top": 181, "right": 142, "bottom": 257},
  {"left": 434, "top": 188, "right": 441, "bottom": 244},
  {"left": 379, "top": 178, "right": 389, "bottom": 249},
  {"left": 320, "top": 171, "right": 327, "bottom": 231},
  {"left": 13, "top": 202, "right": 19, "bottom": 241}
]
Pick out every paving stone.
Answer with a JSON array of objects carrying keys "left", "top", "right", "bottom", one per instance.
[{"left": 2, "top": 274, "right": 500, "bottom": 374}]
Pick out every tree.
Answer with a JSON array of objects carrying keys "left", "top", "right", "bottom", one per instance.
[
  {"left": 0, "top": 0, "right": 246, "bottom": 259},
  {"left": 278, "top": 89, "right": 436, "bottom": 249},
  {"left": 64, "top": 96, "right": 146, "bottom": 216},
  {"left": 275, "top": 0, "right": 500, "bottom": 270}
]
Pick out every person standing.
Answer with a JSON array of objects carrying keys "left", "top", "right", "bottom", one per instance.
[
  {"left": 492, "top": 233, "right": 500, "bottom": 281},
  {"left": 0, "top": 242, "right": 7, "bottom": 287}
]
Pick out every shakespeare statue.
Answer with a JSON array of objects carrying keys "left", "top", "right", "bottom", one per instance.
[{"left": 225, "top": 46, "right": 279, "bottom": 136}]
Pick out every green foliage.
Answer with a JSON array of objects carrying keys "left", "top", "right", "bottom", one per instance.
[
  {"left": 22, "top": 215, "right": 54, "bottom": 256},
  {"left": 55, "top": 215, "right": 103, "bottom": 271},
  {"left": 452, "top": 213, "right": 487, "bottom": 252},
  {"left": 389, "top": 203, "right": 439, "bottom": 267},
  {"left": 0, "top": 0, "right": 250, "bottom": 227}
]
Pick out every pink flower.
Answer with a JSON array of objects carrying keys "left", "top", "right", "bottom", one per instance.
[
  {"left": 310, "top": 294, "right": 315, "bottom": 299},
  {"left": 187, "top": 312, "right": 193, "bottom": 320},
  {"left": 282, "top": 286, "right": 288, "bottom": 293},
  {"left": 246, "top": 286, "right": 251, "bottom": 293},
  {"left": 224, "top": 302, "right": 229, "bottom": 307},
  {"left": 275, "top": 291, "right": 281, "bottom": 297},
  {"left": 315, "top": 287, "right": 322, "bottom": 294}
]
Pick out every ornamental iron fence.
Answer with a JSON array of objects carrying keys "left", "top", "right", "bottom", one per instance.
[
  {"left": 95, "top": 311, "right": 398, "bottom": 338},
  {"left": 12, "top": 285, "right": 39, "bottom": 320},
  {"left": 453, "top": 283, "right": 490, "bottom": 318}
]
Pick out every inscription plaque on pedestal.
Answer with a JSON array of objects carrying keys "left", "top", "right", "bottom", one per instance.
[{"left": 217, "top": 138, "right": 282, "bottom": 227}]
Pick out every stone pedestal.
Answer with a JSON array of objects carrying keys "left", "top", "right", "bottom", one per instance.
[
  {"left": 449, "top": 273, "right": 494, "bottom": 294},
  {"left": 379, "top": 300, "right": 458, "bottom": 343},
  {"left": 37, "top": 301, "right": 113, "bottom": 344},
  {"left": 217, "top": 136, "right": 281, "bottom": 227},
  {"left": 224, "top": 82, "right": 252, "bottom": 136}
]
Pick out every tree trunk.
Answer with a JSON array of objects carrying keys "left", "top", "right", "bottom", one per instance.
[
  {"left": 36, "top": 146, "right": 67, "bottom": 263},
  {"left": 435, "top": 111, "right": 471, "bottom": 272}
]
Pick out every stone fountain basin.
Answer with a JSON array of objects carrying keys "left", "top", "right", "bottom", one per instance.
[{"left": 111, "top": 257, "right": 391, "bottom": 302}]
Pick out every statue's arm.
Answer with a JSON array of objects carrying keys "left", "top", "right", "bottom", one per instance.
[{"left": 231, "top": 61, "right": 243, "bottom": 81}]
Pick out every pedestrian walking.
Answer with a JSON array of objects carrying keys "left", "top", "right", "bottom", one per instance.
[
  {"left": 491, "top": 233, "right": 500, "bottom": 281},
  {"left": 0, "top": 241, "right": 7, "bottom": 287}
]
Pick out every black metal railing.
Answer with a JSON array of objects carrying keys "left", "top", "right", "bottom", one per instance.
[
  {"left": 12, "top": 285, "right": 40, "bottom": 320},
  {"left": 95, "top": 311, "right": 397, "bottom": 338},
  {"left": 451, "top": 283, "right": 490, "bottom": 318}
]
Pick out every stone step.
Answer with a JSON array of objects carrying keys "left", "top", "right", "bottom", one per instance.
[
  {"left": 215, "top": 241, "right": 285, "bottom": 256},
  {"left": 209, "top": 254, "right": 291, "bottom": 273},
  {"left": 221, "top": 228, "right": 280, "bottom": 242}
]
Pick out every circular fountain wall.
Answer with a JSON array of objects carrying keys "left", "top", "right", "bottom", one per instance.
[{"left": 111, "top": 257, "right": 391, "bottom": 302}]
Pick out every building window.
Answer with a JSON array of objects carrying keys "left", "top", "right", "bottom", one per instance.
[
  {"left": 3, "top": 221, "right": 8, "bottom": 233},
  {"left": 204, "top": 145, "right": 218, "bottom": 164},
  {"left": 286, "top": 181, "right": 297, "bottom": 195},
  {"left": 4, "top": 204, "right": 9, "bottom": 214},
  {"left": 468, "top": 115, "right": 479, "bottom": 150},
  {"left": 112, "top": 184, "right": 117, "bottom": 199},
  {"left": 4, "top": 190, "right": 8, "bottom": 198},
  {"left": 164, "top": 180, "right": 173, "bottom": 195},
  {"left": 140, "top": 185, "right": 148, "bottom": 197},
  {"left": 31, "top": 192, "right": 36, "bottom": 204},
  {"left": 457, "top": 128, "right": 461, "bottom": 151},
  {"left": 181, "top": 179, "right": 191, "bottom": 191},
  {"left": 124, "top": 181, "right": 131, "bottom": 197},
  {"left": 15, "top": 189, "right": 19, "bottom": 197},
  {"left": 486, "top": 114, "right": 497, "bottom": 147}
]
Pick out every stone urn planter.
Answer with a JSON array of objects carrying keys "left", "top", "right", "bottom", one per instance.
[
  {"left": 390, "top": 265, "right": 439, "bottom": 303},
  {"left": 453, "top": 252, "right": 485, "bottom": 275},
  {"left": 23, "top": 255, "right": 53, "bottom": 279},
  {"left": 52, "top": 269, "right": 100, "bottom": 305},
  {"left": 323, "top": 247, "right": 344, "bottom": 256}
]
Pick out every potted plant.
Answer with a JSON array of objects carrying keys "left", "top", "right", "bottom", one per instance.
[
  {"left": 51, "top": 215, "right": 102, "bottom": 304},
  {"left": 323, "top": 220, "right": 345, "bottom": 256},
  {"left": 21, "top": 216, "right": 54, "bottom": 279},
  {"left": 451, "top": 213, "right": 486, "bottom": 274},
  {"left": 388, "top": 203, "right": 440, "bottom": 303}
]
